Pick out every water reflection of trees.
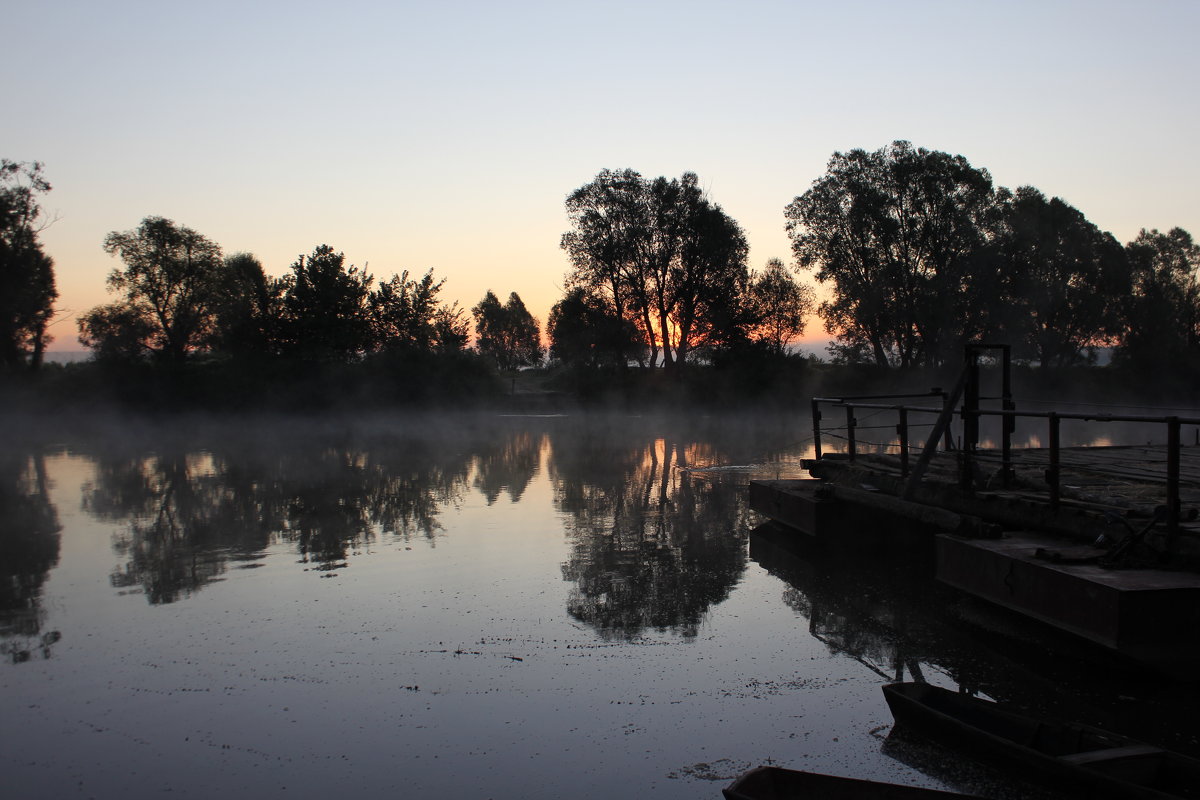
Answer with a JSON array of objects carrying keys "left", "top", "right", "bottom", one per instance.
[
  {"left": 751, "top": 525, "right": 1011, "bottom": 686},
  {"left": 473, "top": 431, "right": 544, "bottom": 504},
  {"left": 0, "top": 449, "right": 62, "bottom": 663},
  {"left": 87, "top": 450, "right": 271, "bottom": 604},
  {"left": 81, "top": 429, "right": 473, "bottom": 604},
  {"left": 551, "top": 428, "right": 753, "bottom": 639}
]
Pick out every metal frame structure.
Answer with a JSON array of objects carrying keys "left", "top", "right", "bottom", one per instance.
[{"left": 809, "top": 344, "right": 1200, "bottom": 549}]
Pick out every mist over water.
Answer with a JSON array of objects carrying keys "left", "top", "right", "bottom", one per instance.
[{"left": 2, "top": 413, "right": 1196, "bottom": 799}]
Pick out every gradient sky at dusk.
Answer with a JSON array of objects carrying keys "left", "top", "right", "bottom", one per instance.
[{"left": 11, "top": 0, "right": 1199, "bottom": 352}]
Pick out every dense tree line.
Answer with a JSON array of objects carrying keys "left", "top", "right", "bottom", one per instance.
[
  {"left": 76, "top": 217, "right": 540, "bottom": 374},
  {"left": 785, "top": 141, "right": 1200, "bottom": 373},
  {"left": 5, "top": 150, "right": 1200, "bottom": 403}
]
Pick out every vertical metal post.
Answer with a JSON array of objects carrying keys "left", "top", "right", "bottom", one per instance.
[
  {"left": 845, "top": 405, "right": 857, "bottom": 462},
  {"left": 1047, "top": 412, "right": 1060, "bottom": 511},
  {"left": 1167, "top": 417, "right": 1181, "bottom": 551},
  {"left": 963, "top": 346, "right": 980, "bottom": 453},
  {"left": 1001, "top": 345, "right": 1014, "bottom": 488},
  {"left": 811, "top": 398, "right": 823, "bottom": 461},
  {"left": 898, "top": 406, "right": 910, "bottom": 478},
  {"left": 940, "top": 390, "right": 953, "bottom": 451},
  {"left": 960, "top": 346, "right": 979, "bottom": 492}
]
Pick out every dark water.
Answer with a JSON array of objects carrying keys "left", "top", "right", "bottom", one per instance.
[{"left": 2, "top": 413, "right": 1197, "bottom": 799}]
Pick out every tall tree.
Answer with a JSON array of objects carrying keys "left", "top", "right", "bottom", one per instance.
[
  {"left": 561, "top": 169, "right": 649, "bottom": 364},
  {"left": 747, "top": 258, "right": 815, "bottom": 354},
  {"left": 1114, "top": 228, "right": 1200, "bottom": 374},
  {"left": 669, "top": 186, "right": 752, "bottom": 361},
  {"left": 0, "top": 160, "right": 57, "bottom": 371},
  {"left": 988, "top": 188, "right": 1129, "bottom": 366},
  {"left": 785, "top": 142, "right": 996, "bottom": 367},
  {"left": 472, "top": 290, "right": 542, "bottom": 370},
  {"left": 91, "top": 217, "right": 225, "bottom": 362},
  {"left": 278, "top": 245, "right": 373, "bottom": 360},
  {"left": 562, "top": 169, "right": 750, "bottom": 369}
]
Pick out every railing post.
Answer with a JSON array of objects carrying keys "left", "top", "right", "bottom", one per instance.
[
  {"left": 960, "top": 347, "right": 979, "bottom": 493},
  {"left": 897, "top": 406, "right": 910, "bottom": 478},
  {"left": 845, "top": 405, "right": 857, "bottom": 462},
  {"left": 940, "top": 390, "right": 953, "bottom": 451},
  {"left": 1001, "top": 345, "right": 1014, "bottom": 488},
  {"left": 811, "top": 398, "right": 823, "bottom": 461},
  {"left": 1167, "top": 416, "right": 1181, "bottom": 551},
  {"left": 1047, "top": 412, "right": 1060, "bottom": 511},
  {"left": 963, "top": 346, "right": 980, "bottom": 453}
]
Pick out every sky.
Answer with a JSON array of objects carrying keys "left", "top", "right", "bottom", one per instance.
[{"left": 10, "top": 0, "right": 1200, "bottom": 352}]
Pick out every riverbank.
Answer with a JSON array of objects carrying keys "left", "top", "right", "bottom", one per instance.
[{"left": 7, "top": 354, "right": 1200, "bottom": 418}]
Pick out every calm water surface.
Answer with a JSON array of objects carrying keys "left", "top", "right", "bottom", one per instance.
[{"left": 3, "top": 413, "right": 1196, "bottom": 799}]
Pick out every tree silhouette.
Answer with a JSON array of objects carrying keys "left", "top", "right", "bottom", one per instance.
[
  {"left": 560, "top": 169, "right": 649, "bottom": 364},
  {"left": 85, "top": 217, "right": 226, "bottom": 363},
  {"left": 548, "top": 286, "right": 641, "bottom": 368},
  {"left": 785, "top": 142, "right": 995, "bottom": 367},
  {"left": 472, "top": 290, "right": 542, "bottom": 370},
  {"left": 210, "top": 252, "right": 283, "bottom": 358},
  {"left": 370, "top": 268, "right": 468, "bottom": 353},
  {"left": 562, "top": 169, "right": 751, "bottom": 369},
  {"left": 1114, "top": 228, "right": 1200, "bottom": 375},
  {"left": 0, "top": 160, "right": 57, "bottom": 372},
  {"left": 988, "top": 187, "right": 1129, "bottom": 366},
  {"left": 747, "top": 258, "right": 814, "bottom": 354},
  {"left": 76, "top": 302, "right": 157, "bottom": 362},
  {"left": 278, "top": 244, "right": 373, "bottom": 360}
]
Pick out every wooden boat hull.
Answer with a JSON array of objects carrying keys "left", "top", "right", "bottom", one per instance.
[
  {"left": 722, "top": 766, "right": 979, "bottom": 800},
  {"left": 883, "top": 682, "right": 1200, "bottom": 799}
]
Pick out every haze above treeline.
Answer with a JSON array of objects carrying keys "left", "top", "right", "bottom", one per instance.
[{"left": 2, "top": 141, "right": 1199, "bottom": 410}]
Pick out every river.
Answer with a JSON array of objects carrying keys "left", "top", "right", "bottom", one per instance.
[{"left": 2, "top": 412, "right": 1195, "bottom": 798}]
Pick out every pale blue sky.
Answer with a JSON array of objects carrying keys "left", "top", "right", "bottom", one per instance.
[{"left": 10, "top": 0, "right": 1199, "bottom": 349}]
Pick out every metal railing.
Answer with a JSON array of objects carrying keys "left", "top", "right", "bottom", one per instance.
[{"left": 811, "top": 395, "right": 1200, "bottom": 548}]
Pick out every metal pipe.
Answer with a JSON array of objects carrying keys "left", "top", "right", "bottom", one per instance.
[
  {"left": 1001, "top": 345, "right": 1014, "bottom": 488},
  {"left": 811, "top": 398, "right": 823, "bottom": 461},
  {"left": 1168, "top": 416, "right": 1181, "bottom": 550},
  {"left": 1047, "top": 412, "right": 1060, "bottom": 511},
  {"left": 963, "top": 347, "right": 980, "bottom": 454},
  {"left": 824, "top": 402, "right": 1200, "bottom": 426},
  {"left": 846, "top": 405, "right": 857, "bottom": 462},
  {"left": 941, "top": 390, "right": 952, "bottom": 451},
  {"left": 898, "top": 406, "right": 910, "bottom": 478}
]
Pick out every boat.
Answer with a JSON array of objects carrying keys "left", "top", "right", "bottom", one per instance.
[
  {"left": 722, "top": 765, "right": 980, "bottom": 799},
  {"left": 882, "top": 682, "right": 1200, "bottom": 799}
]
